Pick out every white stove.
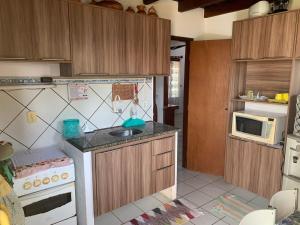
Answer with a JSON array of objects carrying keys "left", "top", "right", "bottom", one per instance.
[{"left": 12, "top": 147, "right": 77, "bottom": 225}]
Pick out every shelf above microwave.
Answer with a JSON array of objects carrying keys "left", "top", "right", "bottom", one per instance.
[
  {"left": 228, "top": 133, "right": 284, "bottom": 150},
  {"left": 231, "top": 98, "right": 288, "bottom": 106}
]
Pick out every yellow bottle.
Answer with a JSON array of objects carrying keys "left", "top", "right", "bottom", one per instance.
[{"left": 0, "top": 205, "right": 10, "bottom": 225}]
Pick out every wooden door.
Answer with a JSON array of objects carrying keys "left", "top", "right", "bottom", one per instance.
[
  {"left": 125, "top": 14, "right": 148, "bottom": 75},
  {"left": 156, "top": 18, "right": 171, "bottom": 75},
  {"left": 257, "top": 146, "right": 283, "bottom": 199},
  {"left": 0, "top": 0, "right": 34, "bottom": 59},
  {"left": 294, "top": 11, "right": 300, "bottom": 58},
  {"left": 102, "top": 8, "right": 126, "bottom": 75},
  {"left": 264, "top": 11, "right": 298, "bottom": 58},
  {"left": 32, "top": 0, "right": 70, "bottom": 60},
  {"left": 93, "top": 149, "right": 122, "bottom": 216},
  {"left": 187, "top": 40, "right": 231, "bottom": 176}
]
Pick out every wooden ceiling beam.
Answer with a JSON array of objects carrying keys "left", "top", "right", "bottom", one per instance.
[
  {"left": 203, "top": 0, "right": 272, "bottom": 17},
  {"left": 177, "top": 0, "right": 225, "bottom": 12},
  {"left": 143, "top": 0, "right": 159, "bottom": 5}
]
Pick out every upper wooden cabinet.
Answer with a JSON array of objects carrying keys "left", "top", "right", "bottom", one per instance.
[
  {"left": 32, "top": 0, "right": 71, "bottom": 60},
  {"left": 0, "top": 0, "right": 70, "bottom": 61},
  {"left": 232, "top": 11, "right": 298, "bottom": 60},
  {"left": 0, "top": 0, "right": 34, "bottom": 59},
  {"left": 69, "top": 2, "right": 171, "bottom": 76},
  {"left": 294, "top": 11, "right": 300, "bottom": 58}
]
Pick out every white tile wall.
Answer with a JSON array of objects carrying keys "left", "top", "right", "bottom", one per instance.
[{"left": 0, "top": 79, "right": 153, "bottom": 152}]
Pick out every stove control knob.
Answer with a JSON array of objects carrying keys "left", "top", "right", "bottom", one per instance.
[
  {"left": 33, "top": 179, "right": 42, "bottom": 187},
  {"left": 61, "top": 173, "right": 69, "bottom": 180},
  {"left": 42, "top": 177, "right": 50, "bottom": 185},
  {"left": 51, "top": 175, "right": 59, "bottom": 182},
  {"left": 23, "top": 182, "right": 32, "bottom": 190}
]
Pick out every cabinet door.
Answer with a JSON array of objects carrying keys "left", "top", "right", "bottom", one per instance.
[
  {"left": 156, "top": 19, "right": 171, "bottom": 75},
  {"left": 102, "top": 9, "right": 126, "bottom": 75},
  {"left": 264, "top": 11, "right": 297, "bottom": 58},
  {"left": 93, "top": 149, "right": 122, "bottom": 216},
  {"left": 257, "top": 146, "right": 283, "bottom": 199},
  {"left": 294, "top": 11, "right": 300, "bottom": 58},
  {"left": 0, "top": 0, "right": 33, "bottom": 59},
  {"left": 155, "top": 165, "right": 175, "bottom": 192},
  {"left": 32, "top": 0, "right": 70, "bottom": 60}
]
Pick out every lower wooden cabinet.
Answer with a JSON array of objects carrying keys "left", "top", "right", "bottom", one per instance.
[
  {"left": 92, "top": 135, "right": 175, "bottom": 216},
  {"left": 225, "top": 137, "right": 283, "bottom": 199}
]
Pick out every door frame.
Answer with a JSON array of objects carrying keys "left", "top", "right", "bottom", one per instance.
[{"left": 171, "top": 35, "right": 193, "bottom": 168}]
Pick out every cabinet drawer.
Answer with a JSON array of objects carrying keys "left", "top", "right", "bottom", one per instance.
[
  {"left": 152, "top": 136, "right": 175, "bottom": 155},
  {"left": 155, "top": 152, "right": 175, "bottom": 170},
  {"left": 155, "top": 165, "right": 175, "bottom": 192}
]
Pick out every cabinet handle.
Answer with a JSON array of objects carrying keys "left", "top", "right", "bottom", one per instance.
[
  {"left": 0, "top": 57, "right": 27, "bottom": 60},
  {"left": 41, "top": 58, "right": 65, "bottom": 61}
]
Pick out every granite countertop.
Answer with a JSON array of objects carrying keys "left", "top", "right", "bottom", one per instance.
[{"left": 66, "top": 122, "right": 179, "bottom": 152}]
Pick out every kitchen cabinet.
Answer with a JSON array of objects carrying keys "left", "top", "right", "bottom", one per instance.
[
  {"left": 0, "top": 0, "right": 34, "bottom": 59},
  {"left": 225, "top": 137, "right": 283, "bottom": 198},
  {"left": 264, "top": 11, "right": 298, "bottom": 58},
  {"left": 232, "top": 11, "right": 298, "bottom": 60},
  {"left": 293, "top": 11, "right": 300, "bottom": 58},
  {"left": 69, "top": 2, "right": 170, "bottom": 76},
  {"left": 0, "top": 0, "right": 70, "bottom": 61},
  {"left": 32, "top": 0, "right": 70, "bottom": 60},
  {"left": 92, "top": 135, "right": 175, "bottom": 216}
]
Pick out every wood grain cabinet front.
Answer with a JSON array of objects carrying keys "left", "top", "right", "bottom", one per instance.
[{"left": 92, "top": 135, "right": 176, "bottom": 216}]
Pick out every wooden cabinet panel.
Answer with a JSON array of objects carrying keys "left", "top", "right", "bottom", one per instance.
[
  {"left": 32, "top": 0, "right": 70, "bottom": 60},
  {"left": 93, "top": 149, "right": 122, "bottom": 216},
  {"left": 93, "top": 141, "right": 153, "bottom": 216},
  {"left": 0, "top": 0, "right": 34, "bottom": 59},
  {"left": 156, "top": 19, "right": 171, "bottom": 75},
  {"left": 153, "top": 136, "right": 175, "bottom": 155},
  {"left": 257, "top": 146, "right": 283, "bottom": 199},
  {"left": 295, "top": 11, "right": 300, "bottom": 58},
  {"left": 155, "top": 151, "right": 175, "bottom": 170},
  {"left": 155, "top": 165, "right": 175, "bottom": 192},
  {"left": 102, "top": 9, "right": 126, "bottom": 75},
  {"left": 225, "top": 137, "right": 283, "bottom": 199},
  {"left": 264, "top": 11, "right": 298, "bottom": 58}
]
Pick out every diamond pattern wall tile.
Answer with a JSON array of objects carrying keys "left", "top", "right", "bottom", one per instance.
[
  {"left": 0, "top": 133, "right": 28, "bottom": 152},
  {"left": 0, "top": 91, "right": 24, "bottom": 130},
  {"left": 5, "top": 109, "right": 48, "bottom": 147},
  {"left": 53, "top": 85, "right": 69, "bottom": 102},
  {"left": 8, "top": 89, "right": 40, "bottom": 106},
  {"left": 31, "top": 127, "right": 61, "bottom": 150},
  {"left": 28, "top": 89, "right": 68, "bottom": 124},
  {"left": 90, "top": 103, "right": 119, "bottom": 129},
  {"left": 70, "top": 87, "right": 102, "bottom": 119},
  {"left": 112, "top": 117, "right": 124, "bottom": 127},
  {"left": 52, "top": 105, "right": 87, "bottom": 133},
  {"left": 89, "top": 83, "right": 112, "bottom": 100}
]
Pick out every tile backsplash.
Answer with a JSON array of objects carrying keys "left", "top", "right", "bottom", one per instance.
[{"left": 0, "top": 78, "right": 153, "bottom": 152}]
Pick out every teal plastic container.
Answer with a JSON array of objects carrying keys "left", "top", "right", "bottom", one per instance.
[{"left": 63, "top": 119, "right": 80, "bottom": 139}]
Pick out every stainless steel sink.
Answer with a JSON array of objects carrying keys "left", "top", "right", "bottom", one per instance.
[{"left": 109, "top": 128, "right": 142, "bottom": 137}]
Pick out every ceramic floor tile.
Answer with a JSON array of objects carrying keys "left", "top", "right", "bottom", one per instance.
[
  {"left": 178, "top": 170, "right": 196, "bottom": 182},
  {"left": 134, "top": 196, "right": 162, "bottom": 212},
  {"left": 181, "top": 169, "right": 201, "bottom": 177},
  {"left": 112, "top": 203, "right": 143, "bottom": 223},
  {"left": 230, "top": 187, "right": 257, "bottom": 202},
  {"left": 196, "top": 173, "right": 222, "bottom": 182},
  {"left": 184, "top": 176, "right": 211, "bottom": 189},
  {"left": 184, "top": 190, "right": 213, "bottom": 207},
  {"left": 191, "top": 210, "right": 219, "bottom": 225},
  {"left": 214, "top": 220, "right": 229, "bottom": 225},
  {"left": 178, "top": 198, "right": 199, "bottom": 209},
  {"left": 177, "top": 182, "right": 196, "bottom": 197},
  {"left": 94, "top": 212, "right": 121, "bottom": 225},
  {"left": 199, "top": 185, "right": 227, "bottom": 198},
  {"left": 152, "top": 193, "right": 172, "bottom": 204},
  {"left": 212, "top": 179, "right": 236, "bottom": 192},
  {"left": 201, "top": 200, "right": 225, "bottom": 219}
]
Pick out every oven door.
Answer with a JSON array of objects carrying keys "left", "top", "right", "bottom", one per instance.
[{"left": 19, "top": 182, "right": 76, "bottom": 225}]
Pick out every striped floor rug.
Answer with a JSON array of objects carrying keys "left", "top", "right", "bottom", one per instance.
[
  {"left": 212, "top": 195, "right": 255, "bottom": 223},
  {"left": 124, "top": 199, "right": 201, "bottom": 225}
]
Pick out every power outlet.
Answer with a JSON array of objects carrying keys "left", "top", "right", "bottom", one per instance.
[{"left": 27, "top": 111, "right": 38, "bottom": 124}]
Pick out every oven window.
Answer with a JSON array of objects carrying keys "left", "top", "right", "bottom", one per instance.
[
  {"left": 23, "top": 193, "right": 71, "bottom": 217},
  {"left": 236, "top": 116, "right": 263, "bottom": 136}
]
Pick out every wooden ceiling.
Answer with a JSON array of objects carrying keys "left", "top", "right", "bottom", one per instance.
[{"left": 143, "top": 0, "right": 272, "bottom": 18}]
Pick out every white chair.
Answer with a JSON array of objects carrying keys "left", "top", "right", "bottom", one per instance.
[
  {"left": 269, "top": 189, "right": 298, "bottom": 221},
  {"left": 239, "top": 209, "right": 276, "bottom": 225}
]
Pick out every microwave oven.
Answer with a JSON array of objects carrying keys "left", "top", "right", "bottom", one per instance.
[{"left": 232, "top": 110, "right": 286, "bottom": 145}]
